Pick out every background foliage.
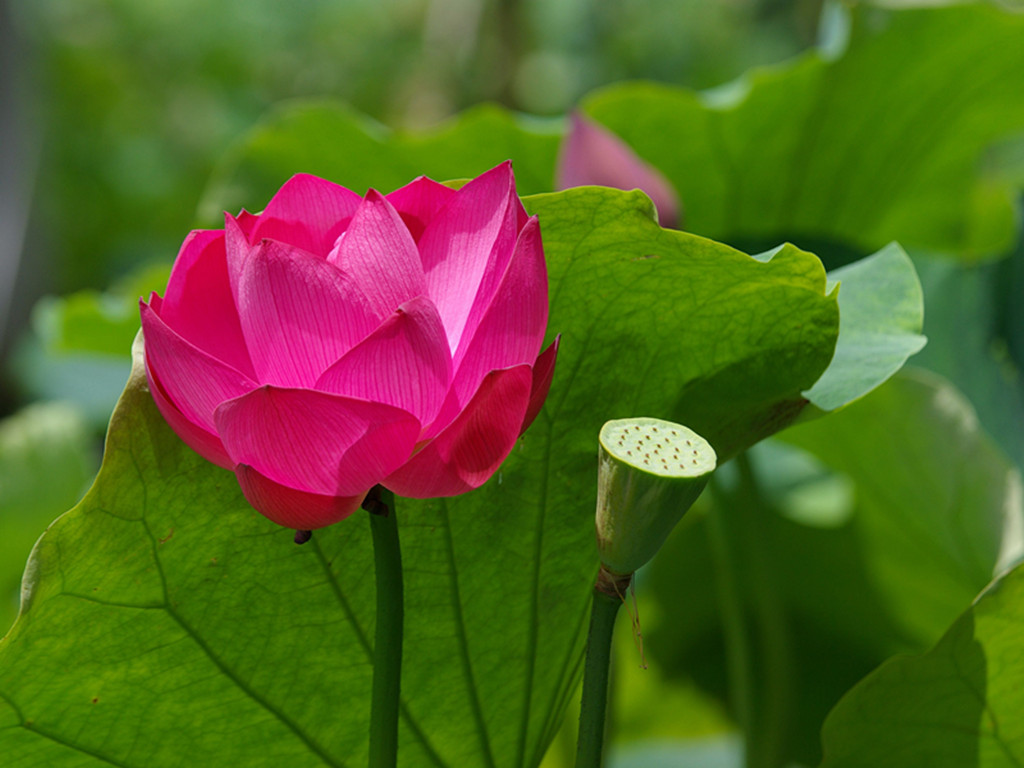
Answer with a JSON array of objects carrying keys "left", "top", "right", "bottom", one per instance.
[{"left": 3, "top": 2, "right": 1024, "bottom": 767}]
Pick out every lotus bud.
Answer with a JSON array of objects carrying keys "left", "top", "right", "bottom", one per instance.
[{"left": 556, "top": 112, "right": 682, "bottom": 229}]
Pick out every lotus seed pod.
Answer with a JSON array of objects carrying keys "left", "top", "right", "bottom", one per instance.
[{"left": 596, "top": 417, "right": 716, "bottom": 575}]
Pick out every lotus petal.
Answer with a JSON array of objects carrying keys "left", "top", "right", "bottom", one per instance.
[
  {"left": 215, "top": 386, "right": 421, "bottom": 497},
  {"left": 143, "top": 162, "right": 556, "bottom": 529},
  {"left": 384, "top": 364, "right": 533, "bottom": 498},
  {"left": 316, "top": 296, "right": 452, "bottom": 427},
  {"left": 144, "top": 355, "right": 234, "bottom": 470},
  {"left": 234, "top": 464, "right": 368, "bottom": 530},
  {"left": 418, "top": 161, "right": 524, "bottom": 352},
  {"left": 140, "top": 302, "right": 257, "bottom": 434},
  {"left": 557, "top": 111, "right": 681, "bottom": 229},
  {"left": 386, "top": 176, "right": 457, "bottom": 242},
  {"left": 522, "top": 337, "right": 561, "bottom": 432},
  {"left": 236, "top": 239, "right": 379, "bottom": 387},
  {"left": 249, "top": 173, "right": 363, "bottom": 257},
  {"left": 448, "top": 215, "right": 549, "bottom": 407},
  {"left": 327, "top": 190, "right": 425, "bottom": 319},
  {"left": 159, "top": 229, "right": 255, "bottom": 377}
]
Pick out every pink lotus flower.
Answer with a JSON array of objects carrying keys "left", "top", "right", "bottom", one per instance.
[
  {"left": 557, "top": 112, "right": 681, "bottom": 229},
  {"left": 140, "top": 162, "right": 558, "bottom": 530}
]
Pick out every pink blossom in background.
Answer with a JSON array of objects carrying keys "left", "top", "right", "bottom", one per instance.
[
  {"left": 140, "top": 161, "right": 558, "bottom": 530},
  {"left": 556, "top": 111, "right": 681, "bottom": 229}
]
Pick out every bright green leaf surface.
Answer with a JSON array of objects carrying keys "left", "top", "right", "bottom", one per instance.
[
  {"left": 820, "top": 559, "right": 1024, "bottom": 768},
  {"left": 0, "top": 187, "right": 839, "bottom": 766},
  {"left": 523, "top": 188, "right": 839, "bottom": 461},
  {"left": 804, "top": 243, "right": 926, "bottom": 412},
  {"left": 583, "top": 4, "right": 1024, "bottom": 259}
]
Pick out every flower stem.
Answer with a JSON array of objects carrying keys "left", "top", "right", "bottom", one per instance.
[
  {"left": 575, "top": 567, "right": 629, "bottom": 768},
  {"left": 366, "top": 486, "right": 403, "bottom": 768}
]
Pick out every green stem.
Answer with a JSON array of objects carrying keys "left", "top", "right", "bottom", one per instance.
[
  {"left": 575, "top": 567, "right": 628, "bottom": 768},
  {"left": 735, "top": 453, "right": 791, "bottom": 768},
  {"left": 707, "top": 476, "right": 755, "bottom": 747},
  {"left": 367, "top": 487, "right": 403, "bottom": 768},
  {"left": 708, "top": 454, "right": 792, "bottom": 768}
]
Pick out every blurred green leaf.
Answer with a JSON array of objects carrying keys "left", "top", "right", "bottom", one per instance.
[
  {"left": 195, "top": 6, "right": 1024, "bottom": 268},
  {"left": 12, "top": 264, "right": 171, "bottom": 425},
  {"left": 0, "top": 187, "right": 843, "bottom": 766},
  {"left": 10, "top": 343, "right": 130, "bottom": 430},
  {"left": 0, "top": 402, "right": 96, "bottom": 634},
  {"left": 583, "top": 4, "right": 1024, "bottom": 260},
  {"left": 749, "top": 441, "right": 855, "bottom": 530},
  {"left": 201, "top": 2, "right": 1024, "bottom": 268},
  {"left": 36, "top": 263, "right": 170, "bottom": 357},
  {"left": 39, "top": 292, "right": 141, "bottom": 356},
  {"left": 819, "top": 559, "right": 1024, "bottom": 768},
  {"left": 608, "top": 735, "right": 743, "bottom": 768},
  {"left": 783, "top": 368, "right": 1023, "bottom": 645},
  {"left": 200, "top": 102, "right": 562, "bottom": 226},
  {"left": 199, "top": 6, "right": 1024, "bottom": 267},
  {"left": 912, "top": 254, "right": 1024, "bottom": 471},
  {"left": 647, "top": 369, "right": 1023, "bottom": 766}
]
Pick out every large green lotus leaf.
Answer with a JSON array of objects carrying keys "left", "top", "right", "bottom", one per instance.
[
  {"left": 0, "top": 187, "right": 839, "bottom": 767},
  {"left": 582, "top": 4, "right": 1024, "bottom": 260},
  {"left": 198, "top": 102, "right": 561, "bottom": 227},
  {"left": 524, "top": 188, "right": 839, "bottom": 461},
  {"left": 819, "top": 558, "right": 1024, "bottom": 767},
  {"left": 646, "top": 369, "right": 1023, "bottom": 766}
]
